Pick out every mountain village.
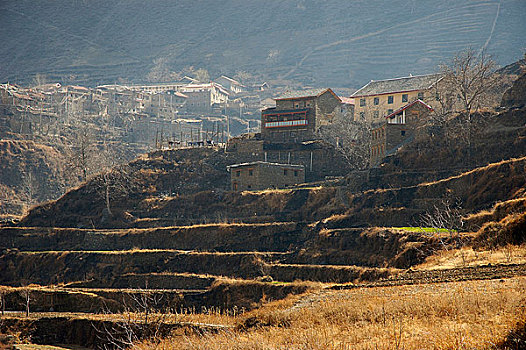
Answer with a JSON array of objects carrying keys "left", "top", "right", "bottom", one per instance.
[{"left": 1, "top": 69, "right": 462, "bottom": 195}]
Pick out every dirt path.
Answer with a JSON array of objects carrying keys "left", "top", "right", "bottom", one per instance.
[
  {"left": 285, "top": 263, "right": 526, "bottom": 314},
  {"left": 332, "top": 262, "right": 526, "bottom": 289}
]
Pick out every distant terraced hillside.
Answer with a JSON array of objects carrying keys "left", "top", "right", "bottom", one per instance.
[{"left": 1, "top": 0, "right": 524, "bottom": 88}]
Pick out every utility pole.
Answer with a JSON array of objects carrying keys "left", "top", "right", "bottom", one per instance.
[{"left": 226, "top": 115, "right": 230, "bottom": 140}]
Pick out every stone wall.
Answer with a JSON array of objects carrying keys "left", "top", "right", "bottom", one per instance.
[
  {"left": 184, "top": 90, "right": 211, "bottom": 113},
  {"left": 314, "top": 91, "right": 341, "bottom": 129},
  {"left": 263, "top": 142, "right": 351, "bottom": 182},
  {"left": 227, "top": 136, "right": 264, "bottom": 155},
  {"left": 262, "top": 91, "right": 341, "bottom": 144},
  {"left": 230, "top": 162, "right": 305, "bottom": 190}
]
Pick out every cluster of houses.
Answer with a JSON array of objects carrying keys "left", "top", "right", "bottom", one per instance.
[
  {"left": 0, "top": 71, "right": 445, "bottom": 192},
  {"left": 228, "top": 73, "right": 442, "bottom": 191},
  {"left": 1, "top": 75, "right": 270, "bottom": 119},
  {"left": 0, "top": 75, "right": 273, "bottom": 146}
]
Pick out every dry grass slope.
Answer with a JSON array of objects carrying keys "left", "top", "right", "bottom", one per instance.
[{"left": 134, "top": 277, "right": 526, "bottom": 350}]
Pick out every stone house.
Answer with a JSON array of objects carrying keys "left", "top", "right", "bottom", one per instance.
[
  {"left": 226, "top": 133, "right": 264, "bottom": 155},
  {"left": 261, "top": 88, "right": 341, "bottom": 144},
  {"left": 125, "top": 82, "right": 186, "bottom": 93},
  {"left": 215, "top": 76, "right": 246, "bottom": 94},
  {"left": 370, "top": 99, "right": 433, "bottom": 165},
  {"left": 180, "top": 83, "right": 229, "bottom": 114},
  {"left": 351, "top": 74, "right": 441, "bottom": 123},
  {"left": 227, "top": 161, "right": 305, "bottom": 191},
  {"left": 143, "top": 90, "right": 188, "bottom": 117}
]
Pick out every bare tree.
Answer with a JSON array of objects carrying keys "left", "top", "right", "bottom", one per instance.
[
  {"left": 425, "top": 49, "right": 505, "bottom": 152},
  {"left": 234, "top": 71, "right": 256, "bottom": 85},
  {"left": 17, "top": 287, "right": 31, "bottom": 317},
  {"left": 147, "top": 57, "right": 180, "bottom": 83},
  {"left": 317, "top": 111, "right": 371, "bottom": 169},
  {"left": 419, "top": 197, "right": 467, "bottom": 250},
  {"left": 20, "top": 170, "right": 39, "bottom": 210},
  {"left": 31, "top": 73, "right": 48, "bottom": 88},
  {"left": 64, "top": 123, "right": 97, "bottom": 182},
  {"left": 94, "top": 290, "right": 167, "bottom": 349},
  {"left": 438, "top": 48, "right": 501, "bottom": 116},
  {"left": 0, "top": 286, "right": 7, "bottom": 315},
  {"left": 194, "top": 68, "right": 210, "bottom": 83},
  {"left": 93, "top": 142, "right": 137, "bottom": 219}
]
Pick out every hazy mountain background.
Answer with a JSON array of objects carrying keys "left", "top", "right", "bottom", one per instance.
[{"left": 1, "top": 0, "right": 524, "bottom": 89}]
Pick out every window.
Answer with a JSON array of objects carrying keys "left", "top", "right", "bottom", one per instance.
[
  {"left": 388, "top": 96, "right": 394, "bottom": 104},
  {"left": 283, "top": 169, "right": 288, "bottom": 176},
  {"left": 373, "top": 110, "right": 379, "bottom": 119},
  {"left": 359, "top": 112, "right": 365, "bottom": 120},
  {"left": 294, "top": 170, "right": 298, "bottom": 177},
  {"left": 360, "top": 98, "right": 366, "bottom": 107},
  {"left": 248, "top": 169, "right": 253, "bottom": 176},
  {"left": 374, "top": 97, "right": 379, "bottom": 105},
  {"left": 401, "top": 130, "right": 406, "bottom": 136},
  {"left": 387, "top": 109, "right": 393, "bottom": 115},
  {"left": 402, "top": 94, "right": 408, "bottom": 102},
  {"left": 294, "top": 102, "right": 300, "bottom": 108},
  {"left": 236, "top": 170, "right": 241, "bottom": 177},
  {"left": 418, "top": 92, "right": 424, "bottom": 100}
]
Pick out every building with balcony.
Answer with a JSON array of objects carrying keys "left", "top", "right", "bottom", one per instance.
[
  {"left": 370, "top": 99, "right": 433, "bottom": 165},
  {"left": 261, "top": 88, "right": 341, "bottom": 144}
]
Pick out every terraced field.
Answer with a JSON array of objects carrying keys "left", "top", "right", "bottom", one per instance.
[{"left": 1, "top": 0, "right": 524, "bottom": 87}]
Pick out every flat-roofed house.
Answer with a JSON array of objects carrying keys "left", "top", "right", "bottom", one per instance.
[
  {"left": 351, "top": 74, "right": 441, "bottom": 123},
  {"left": 261, "top": 88, "right": 341, "bottom": 144},
  {"left": 227, "top": 161, "right": 305, "bottom": 191},
  {"left": 370, "top": 99, "right": 433, "bottom": 165}
]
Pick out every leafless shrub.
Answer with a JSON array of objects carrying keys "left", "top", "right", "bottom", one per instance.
[
  {"left": 419, "top": 198, "right": 469, "bottom": 259},
  {"left": 438, "top": 48, "right": 501, "bottom": 117},
  {"left": 317, "top": 116, "right": 371, "bottom": 170},
  {"left": 94, "top": 289, "right": 167, "bottom": 350}
]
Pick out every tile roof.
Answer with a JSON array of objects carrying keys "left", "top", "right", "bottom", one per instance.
[
  {"left": 217, "top": 75, "right": 245, "bottom": 87},
  {"left": 276, "top": 88, "right": 336, "bottom": 100},
  {"left": 11, "top": 92, "right": 32, "bottom": 100},
  {"left": 386, "top": 99, "right": 433, "bottom": 119},
  {"left": 227, "top": 161, "right": 305, "bottom": 170},
  {"left": 262, "top": 107, "right": 309, "bottom": 115},
  {"left": 339, "top": 96, "right": 355, "bottom": 105},
  {"left": 174, "top": 91, "right": 188, "bottom": 98},
  {"left": 351, "top": 74, "right": 442, "bottom": 97}
]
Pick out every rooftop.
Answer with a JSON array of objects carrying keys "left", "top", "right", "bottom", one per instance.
[
  {"left": 339, "top": 96, "right": 355, "bottom": 105},
  {"left": 351, "top": 74, "right": 442, "bottom": 97},
  {"left": 386, "top": 99, "right": 433, "bottom": 118},
  {"left": 181, "top": 83, "right": 230, "bottom": 95},
  {"left": 227, "top": 161, "right": 305, "bottom": 170},
  {"left": 217, "top": 75, "right": 245, "bottom": 87},
  {"left": 276, "top": 88, "right": 338, "bottom": 101},
  {"left": 262, "top": 107, "right": 309, "bottom": 115}
]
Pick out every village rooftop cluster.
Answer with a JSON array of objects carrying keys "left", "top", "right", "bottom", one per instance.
[{"left": 1, "top": 72, "right": 446, "bottom": 191}]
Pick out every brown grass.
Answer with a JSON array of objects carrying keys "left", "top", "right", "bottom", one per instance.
[
  {"left": 416, "top": 244, "right": 526, "bottom": 270},
  {"left": 134, "top": 277, "right": 526, "bottom": 350}
]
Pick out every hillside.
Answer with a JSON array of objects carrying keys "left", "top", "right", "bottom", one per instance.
[
  {"left": 0, "top": 139, "right": 69, "bottom": 218},
  {"left": 16, "top": 94, "right": 526, "bottom": 229},
  {"left": 1, "top": 0, "right": 525, "bottom": 88}
]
